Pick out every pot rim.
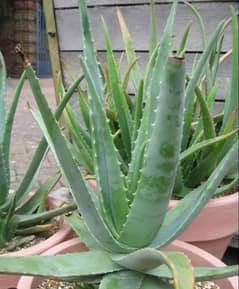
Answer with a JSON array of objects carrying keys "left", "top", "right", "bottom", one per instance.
[
  {"left": 170, "top": 191, "right": 238, "bottom": 208},
  {"left": 17, "top": 238, "right": 238, "bottom": 289}
]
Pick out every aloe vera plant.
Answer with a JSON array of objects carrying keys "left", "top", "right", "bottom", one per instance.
[
  {"left": 0, "top": 51, "right": 77, "bottom": 249},
  {"left": 0, "top": 1, "right": 238, "bottom": 288},
  {"left": 62, "top": 2, "right": 238, "bottom": 199}
]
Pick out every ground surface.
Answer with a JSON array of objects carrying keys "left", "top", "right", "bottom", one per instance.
[{"left": 6, "top": 77, "right": 60, "bottom": 190}]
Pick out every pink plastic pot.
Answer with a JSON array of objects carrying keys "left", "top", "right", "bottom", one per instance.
[
  {"left": 0, "top": 197, "right": 73, "bottom": 289},
  {"left": 89, "top": 180, "right": 238, "bottom": 258},
  {"left": 17, "top": 238, "right": 238, "bottom": 289},
  {"left": 169, "top": 192, "right": 238, "bottom": 259}
]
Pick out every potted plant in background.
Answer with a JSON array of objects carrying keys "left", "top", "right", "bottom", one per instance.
[
  {"left": 60, "top": 0, "right": 238, "bottom": 259},
  {"left": 169, "top": 2, "right": 238, "bottom": 259},
  {"left": 0, "top": 51, "right": 79, "bottom": 288},
  {"left": 0, "top": 1, "right": 238, "bottom": 288}
]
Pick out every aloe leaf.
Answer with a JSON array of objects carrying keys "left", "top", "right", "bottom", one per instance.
[
  {"left": 17, "top": 202, "right": 76, "bottom": 228},
  {"left": 117, "top": 8, "right": 141, "bottom": 91},
  {"left": 80, "top": 58, "right": 129, "bottom": 235},
  {"left": 173, "top": 165, "right": 185, "bottom": 196},
  {"left": 64, "top": 104, "right": 94, "bottom": 173},
  {"left": 143, "top": 43, "right": 159, "bottom": 101},
  {"left": 222, "top": 7, "right": 238, "bottom": 131},
  {"left": 190, "top": 81, "right": 220, "bottom": 146},
  {"left": 102, "top": 18, "right": 132, "bottom": 161},
  {"left": 78, "top": 0, "right": 104, "bottom": 102},
  {"left": 25, "top": 64, "right": 131, "bottom": 253},
  {"left": 62, "top": 61, "right": 91, "bottom": 131},
  {"left": 0, "top": 145, "right": 9, "bottom": 205},
  {"left": 180, "top": 129, "right": 238, "bottom": 162},
  {"left": 147, "top": 264, "right": 238, "bottom": 282},
  {"left": 0, "top": 51, "right": 6, "bottom": 140},
  {"left": 76, "top": 87, "right": 91, "bottom": 132},
  {"left": 0, "top": 195, "right": 18, "bottom": 245},
  {"left": 99, "top": 271, "right": 143, "bottom": 289},
  {"left": 113, "top": 249, "right": 194, "bottom": 289},
  {"left": 132, "top": 80, "right": 144, "bottom": 145},
  {"left": 65, "top": 101, "right": 91, "bottom": 147},
  {"left": 120, "top": 57, "right": 185, "bottom": 247},
  {"left": 183, "top": 1, "right": 206, "bottom": 48},
  {"left": 14, "top": 75, "right": 84, "bottom": 206},
  {"left": 194, "top": 85, "right": 216, "bottom": 140},
  {"left": 149, "top": 0, "right": 157, "bottom": 56},
  {"left": 0, "top": 252, "right": 121, "bottom": 279},
  {"left": 67, "top": 213, "right": 103, "bottom": 250},
  {"left": 182, "top": 21, "right": 224, "bottom": 150},
  {"left": 141, "top": 277, "right": 173, "bottom": 289},
  {"left": 213, "top": 176, "right": 238, "bottom": 197},
  {"left": 210, "top": 35, "right": 224, "bottom": 86},
  {"left": 127, "top": 0, "right": 178, "bottom": 200},
  {"left": 16, "top": 173, "right": 61, "bottom": 215},
  {"left": 122, "top": 58, "right": 139, "bottom": 93},
  {"left": 150, "top": 142, "right": 238, "bottom": 248},
  {"left": 162, "top": 251, "right": 194, "bottom": 289},
  {"left": 2, "top": 72, "right": 26, "bottom": 186},
  {"left": 177, "top": 21, "right": 192, "bottom": 57}
]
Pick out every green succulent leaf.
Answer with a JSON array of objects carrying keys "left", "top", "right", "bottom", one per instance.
[
  {"left": 102, "top": 18, "right": 132, "bottom": 161},
  {"left": 141, "top": 277, "right": 174, "bottom": 289},
  {"left": 14, "top": 74, "right": 84, "bottom": 206},
  {"left": 120, "top": 56, "right": 185, "bottom": 248},
  {"left": 99, "top": 271, "right": 143, "bottom": 289},
  {"left": 177, "top": 21, "right": 192, "bottom": 57},
  {"left": 113, "top": 249, "right": 194, "bottom": 289},
  {"left": 222, "top": 7, "right": 238, "bottom": 131},
  {"left": 25, "top": 63, "right": 132, "bottom": 253},
  {"left": 15, "top": 173, "right": 61, "bottom": 215},
  {"left": 147, "top": 264, "right": 239, "bottom": 282},
  {"left": 2, "top": 72, "right": 26, "bottom": 187},
  {"left": 117, "top": 9, "right": 141, "bottom": 91},
  {"left": 0, "top": 252, "right": 122, "bottom": 279},
  {"left": 127, "top": 0, "right": 178, "bottom": 203},
  {"left": 78, "top": 0, "right": 104, "bottom": 102},
  {"left": 64, "top": 103, "right": 94, "bottom": 174},
  {"left": 151, "top": 142, "right": 238, "bottom": 248},
  {"left": 182, "top": 21, "right": 224, "bottom": 150},
  {"left": 180, "top": 129, "right": 238, "bottom": 162},
  {"left": 67, "top": 213, "right": 103, "bottom": 251},
  {"left": 0, "top": 51, "right": 6, "bottom": 140}
]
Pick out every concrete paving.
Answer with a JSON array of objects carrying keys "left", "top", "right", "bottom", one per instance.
[{"left": 6, "top": 77, "right": 61, "bottom": 190}]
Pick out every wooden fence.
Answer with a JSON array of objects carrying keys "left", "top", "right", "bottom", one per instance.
[{"left": 46, "top": 0, "right": 238, "bottom": 112}]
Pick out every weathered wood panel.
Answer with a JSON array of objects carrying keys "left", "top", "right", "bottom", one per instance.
[
  {"left": 54, "top": 0, "right": 239, "bottom": 8},
  {"left": 61, "top": 51, "right": 232, "bottom": 100},
  {"left": 55, "top": 3, "right": 235, "bottom": 52}
]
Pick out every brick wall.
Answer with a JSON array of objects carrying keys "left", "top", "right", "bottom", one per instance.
[
  {"left": 0, "top": 0, "right": 37, "bottom": 77},
  {"left": 0, "top": 1, "right": 15, "bottom": 74}
]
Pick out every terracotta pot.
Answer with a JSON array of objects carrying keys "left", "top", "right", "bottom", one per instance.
[
  {"left": 169, "top": 192, "right": 238, "bottom": 259},
  {"left": 89, "top": 180, "right": 238, "bottom": 259},
  {"left": 17, "top": 238, "right": 238, "bottom": 289},
  {"left": 0, "top": 197, "right": 73, "bottom": 289}
]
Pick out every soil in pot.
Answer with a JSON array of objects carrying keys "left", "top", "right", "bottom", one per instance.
[
  {"left": 36, "top": 279, "right": 221, "bottom": 289},
  {"left": 0, "top": 219, "right": 59, "bottom": 255}
]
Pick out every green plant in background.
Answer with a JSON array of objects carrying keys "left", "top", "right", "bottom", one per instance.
[
  {"left": 61, "top": 1, "right": 238, "bottom": 199},
  {"left": 0, "top": 51, "right": 77, "bottom": 249},
  {"left": 0, "top": 0, "right": 237, "bottom": 288}
]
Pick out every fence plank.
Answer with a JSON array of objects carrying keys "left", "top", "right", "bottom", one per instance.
[
  {"left": 55, "top": 3, "right": 235, "bottom": 52},
  {"left": 60, "top": 51, "right": 232, "bottom": 100},
  {"left": 54, "top": 0, "right": 238, "bottom": 8}
]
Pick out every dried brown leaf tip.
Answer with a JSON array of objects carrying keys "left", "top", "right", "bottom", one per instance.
[{"left": 15, "top": 43, "right": 31, "bottom": 67}]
